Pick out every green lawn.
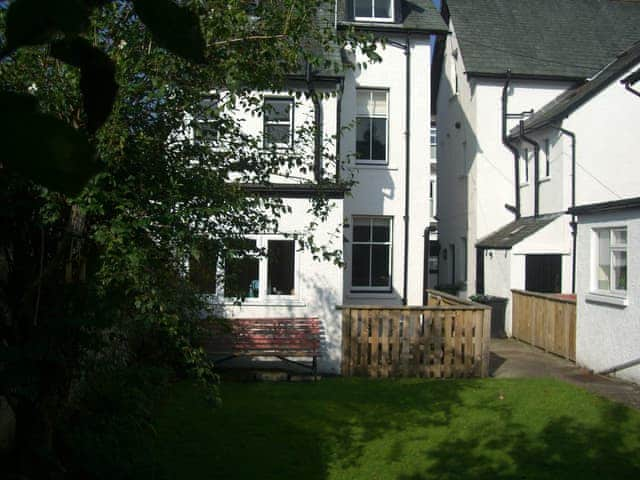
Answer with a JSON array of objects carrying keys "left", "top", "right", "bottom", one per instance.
[{"left": 150, "top": 378, "right": 640, "bottom": 479}]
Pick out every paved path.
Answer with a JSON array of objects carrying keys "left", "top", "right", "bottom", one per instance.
[{"left": 491, "top": 338, "right": 640, "bottom": 410}]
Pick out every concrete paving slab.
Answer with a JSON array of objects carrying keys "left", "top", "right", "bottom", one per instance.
[{"left": 491, "top": 338, "right": 640, "bottom": 410}]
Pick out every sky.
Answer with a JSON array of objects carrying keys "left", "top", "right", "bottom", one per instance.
[{"left": 433, "top": 0, "right": 442, "bottom": 11}]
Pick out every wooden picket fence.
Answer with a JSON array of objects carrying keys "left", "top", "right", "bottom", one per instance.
[
  {"left": 511, "top": 289, "right": 576, "bottom": 361},
  {"left": 341, "top": 291, "right": 491, "bottom": 378}
]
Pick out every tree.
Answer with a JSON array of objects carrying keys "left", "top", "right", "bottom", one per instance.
[{"left": 0, "top": 1, "right": 375, "bottom": 477}]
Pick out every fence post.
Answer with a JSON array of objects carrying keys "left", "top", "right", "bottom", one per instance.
[{"left": 481, "top": 308, "right": 491, "bottom": 377}]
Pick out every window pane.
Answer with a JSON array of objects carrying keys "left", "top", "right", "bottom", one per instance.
[
  {"left": 356, "top": 117, "right": 371, "bottom": 160},
  {"left": 267, "top": 240, "right": 295, "bottom": 295},
  {"left": 372, "top": 218, "right": 389, "bottom": 242},
  {"left": 597, "top": 230, "right": 611, "bottom": 290},
  {"left": 225, "top": 239, "right": 259, "bottom": 298},
  {"left": 355, "top": 0, "right": 372, "bottom": 17},
  {"left": 371, "top": 90, "right": 387, "bottom": 115},
  {"left": 352, "top": 244, "right": 371, "bottom": 286},
  {"left": 374, "top": 0, "right": 392, "bottom": 18},
  {"left": 353, "top": 219, "right": 371, "bottom": 242},
  {"left": 613, "top": 251, "right": 627, "bottom": 291},
  {"left": 265, "top": 124, "right": 291, "bottom": 145},
  {"left": 265, "top": 100, "right": 291, "bottom": 121},
  {"left": 189, "top": 241, "right": 217, "bottom": 294},
  {"left": 356, "top": 90, "right": 370, "bottom": 115},
  {"left": 613, "top": 229, "right": 627, "bottom": 246},
  {"left": 371, "top": 118, "right": 387, "bottom": 161},
  {"left": 371, "top": 244, "right": 390, "bottom": 286}
]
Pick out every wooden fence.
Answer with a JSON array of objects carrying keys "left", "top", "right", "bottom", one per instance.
[
  {"left": 511, "top": 289, "right": 576, "bottom": 361},
  {"left": 341, "top": 291, "right": 491, "bottom": 378}
]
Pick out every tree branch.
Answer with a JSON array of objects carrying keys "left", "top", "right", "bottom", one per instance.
[{"left": 211, "top": 34, "right": 287, "bottom": 47}]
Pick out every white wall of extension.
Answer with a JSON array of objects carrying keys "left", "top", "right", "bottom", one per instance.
[{"left": 575, "top": 208, "right": 640, "bottom": 384}]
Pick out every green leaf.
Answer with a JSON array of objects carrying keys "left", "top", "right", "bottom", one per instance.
[
  {"left": 132, "top": 0, "right": 206, "bottom": 64},
  {"left": 5, "top": 0, "right": 90, "bottom": 52},
  {"left": 0, "top": 92, "right": 98, "bottom": 196},
  {"left": 51, "top": 37, "right": 119, "bottom": 133}
]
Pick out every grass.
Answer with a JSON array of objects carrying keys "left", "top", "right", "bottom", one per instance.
[{"left": 148, "top": 377, "right": 640, "bottom": 480}]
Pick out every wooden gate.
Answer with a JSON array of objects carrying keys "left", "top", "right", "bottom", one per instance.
[
  {"left": 511, "top": 289, "right": 576, "bottom": 361},
  {"left": 341, "top": 293, "right": 491, "bottom": 378}
]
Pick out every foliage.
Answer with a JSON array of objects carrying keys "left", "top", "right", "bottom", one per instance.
[
  {"left": 0, "top": 1, "right": 376, "bottom": 478},
  {"left": 148, "top": 378, "right": 640, "bottom": 480}
]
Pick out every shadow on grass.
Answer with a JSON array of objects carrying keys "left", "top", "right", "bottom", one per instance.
[{"left": 149, "top": 378, "right": 640, "bottom": 480}]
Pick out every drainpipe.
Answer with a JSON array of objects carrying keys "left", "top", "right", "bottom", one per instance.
[
  {"left": 335, "top": 77, "right": 344, "bottom": 181},
  {"left": 556, "top": 126, "right": 577, "bottom": 293},
  {"left": 388, "top": 36, "right": 412, "bottom": 306},
  {"left": 306, "top": 63, "right": 323, "bottom": 181},
  {"left": 402, "top": 35, "right": 411, "bottom": 307},
  {"left": 502, "top": 70, "right": 521, "bottom": 219},
  {"left": 519, "top": 121, "right": 541, "bottom": 217}
]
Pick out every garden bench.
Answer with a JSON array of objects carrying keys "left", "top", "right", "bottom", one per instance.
[{"left": 206, "top": 317, "right": 322, "bottom": 375}]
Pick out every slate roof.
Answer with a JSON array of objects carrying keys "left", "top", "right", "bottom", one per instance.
[
  {"left": 446, "top": 0, "right": 640, "bottom": 80},
  {"left": 476, "top": 213, "right": 563, "bottom": 249},
  {"left": 508, "top": 41, "right": 640, "bottom": 136},
  {"left": 337, "top": 0, "right": 448, "bottom": 34}
]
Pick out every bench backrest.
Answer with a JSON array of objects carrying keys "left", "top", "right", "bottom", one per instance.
[{"left": 205, "top": 317, "right": 322, "bottom": 357}]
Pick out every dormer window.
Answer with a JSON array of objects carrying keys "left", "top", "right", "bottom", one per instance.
[{"left": 354, "top": 0, "right": 394, "bottom": 21}]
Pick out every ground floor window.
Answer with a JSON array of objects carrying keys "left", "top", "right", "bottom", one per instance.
[
  {"left": 594, "top": 227, "right": 627, "bottom": 293},
  {"left": 189, "top": 236, "right": 297, "bottom": 300},
  {"left": 351, "top": 217, "right": 392, "bottom": 291}
]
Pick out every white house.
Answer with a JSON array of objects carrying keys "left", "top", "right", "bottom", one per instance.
[
  {"left": 195, "top": 1, "right": 448, "bottom": 373},
  {"left": 433, "top": 0, "right": 640, "bottom": 333},
  {"left": 570, "top": 197, "right": 640, "bottom": 385}
]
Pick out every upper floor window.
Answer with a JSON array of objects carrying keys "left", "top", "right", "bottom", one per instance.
[
  {"left": 354, "top": 0, "right": 393, "bottom": 21},
  {"left": 594, "top": 227, "right": 627, "bottom": 294},
  {"left": 520, "top": 147, "right": 530, "bottom": 184},
  {"left": 542, "top": 138, "right": 551, "bottom": 178},
  {"left": 430, "top": 126, "right": 437, "bottom": 160},
  {"left": 356, "top": 89, "right": 388, "bottom": 164},
  {"left": 264, "top": 97, "right": 293, "bottom": 148}
]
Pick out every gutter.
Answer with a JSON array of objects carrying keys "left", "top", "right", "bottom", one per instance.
[
  {"left": 518, "top": 121, "right": 541, "bottom": 217},
  {"left": 502, "top": 71, "right": 521, "bottom": 219},
  {"left": 622, "top": 70, "right": 640, "bottom": 98}
]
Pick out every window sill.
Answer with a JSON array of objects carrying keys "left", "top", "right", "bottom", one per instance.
[
  {"left": 585, "top": 292, "right": 628, "bottom": 308},
  {"left": 347, "top": 291, "right": 395, "bottom": 299},
  {"left": 355, "top": 163, "right": 397, "bottom": 171},
  {"left": 354, "top": 17, "right": 395, "bottom": 23},
  {"left": 538, "top": 177, "right": 551, "bottom": 184},
  {"left": 223, "top": 299, "right": 307, "bottom": 308}
]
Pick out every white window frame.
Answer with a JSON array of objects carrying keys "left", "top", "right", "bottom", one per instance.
[
  {"left": 263, "top": 97, "right": 294, "bottom": 149},
  {"left": 351, "top": 216, "right": 393, "bottom": 292},
  {"left": 355, "top": 88, "right": 389, "bottom": 165},
  {"left": 222, "top": 235, "right": 300, "bottom": 304},
  {"left": 592, "top": 227, "right": 627, "bottom": 296},
  {"left": 430, "top": 126, "right": 437, "bottom": 161},
  {"left": 520, "top": 147, "right": 530, "bottom": 185},
  {"left": 354, "top": 0, "right": 395, "bottom": 22},
  {"left": 541, "top": 138, "right": 551, "bottom": 179}
]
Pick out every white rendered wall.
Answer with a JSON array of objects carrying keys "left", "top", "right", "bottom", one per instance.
[
  {"left": 230, "top": 87, "right": 339, "bottom": 183},
  {"left": 221, "top": 198, "right": 344, "bottom": 374},
  {"left": 575, "top": 209, "right": 640, "bottom": 384},
  {"left": 341, "top": 35, "right": 431, "bottom": 306},
  {"left": 436, "top": 20, "right": 573, "bottom": 296}
]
